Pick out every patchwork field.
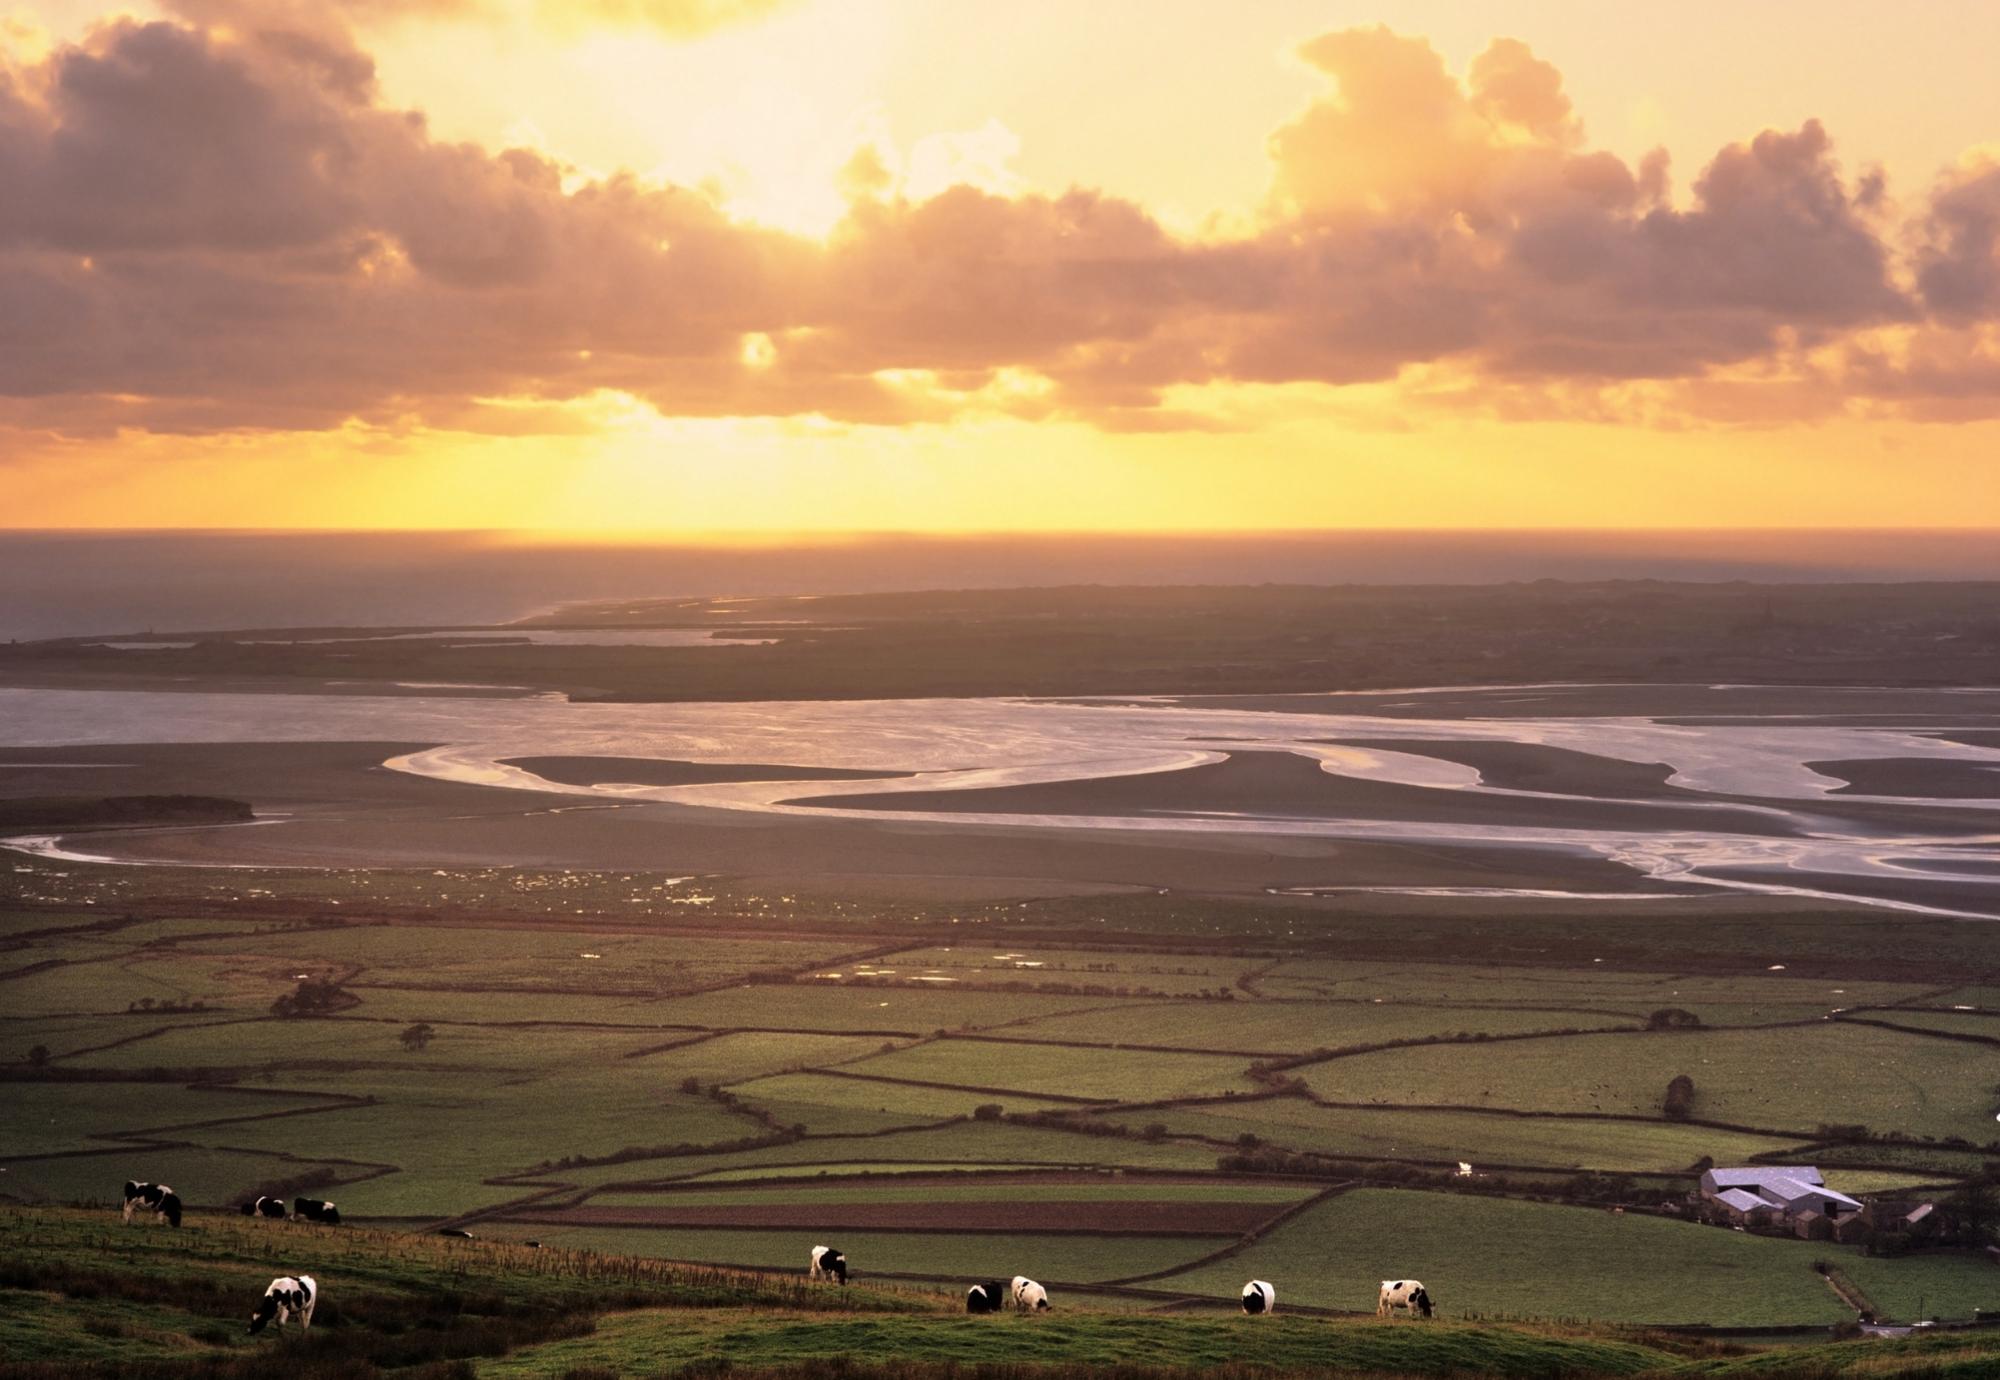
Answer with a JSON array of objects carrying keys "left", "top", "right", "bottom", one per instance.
[{"left": 6, "top": 879, "right": 2000, "bottom": 1328}]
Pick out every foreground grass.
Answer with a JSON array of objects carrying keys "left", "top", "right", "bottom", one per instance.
[
  {"left": 0, "top": 1206, "right": 927, "bottom": 1378},
  {"left": 5, "top": 1206, "right": 2000, "bottom": 1379},
  {"left": 482, "top": 1311, "right": 1675, "bottom": 1379}
]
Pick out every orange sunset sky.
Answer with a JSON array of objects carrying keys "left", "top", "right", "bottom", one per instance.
[{"left": 5, "top": 0, "right": 2000, "bottom": 531}]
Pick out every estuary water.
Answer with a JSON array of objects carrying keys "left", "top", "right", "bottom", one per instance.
[{"left": 3, "top": 682, "right": 1999, "bottom": 916}]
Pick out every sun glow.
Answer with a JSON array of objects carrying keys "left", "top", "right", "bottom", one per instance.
[{"left": 7, "top": 0, "right": 2000, "bottom": 531}]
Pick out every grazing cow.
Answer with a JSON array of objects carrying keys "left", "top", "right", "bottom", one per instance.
[
  {"left": 293, "top": 1198, "right": 341, "bottom": 1225},
  {"left": 247, "top": 1275, "right": 317, "bottom": 1335},
  {"left": 965, "top": 1280, "right": 1009, "bottom": 1314},
  {"left": 809, "top": 1245, "right": 848, "bottom": 1284},
  {"left": 1010, "top": 1276, "right": 1050, "bottom": 1311},
  {"left": 241, "top": 1196, "right": 288, "bottom": 1220},
  {"left": 1241, "top": 1279, "right": 1276, "bottom": 1315},
  {"left": 1377, "top": 1280, "right": 1434, "bottom": 1318},
  {"left": 123, "top": 1181, "right": 181, "bottom": 1227}
]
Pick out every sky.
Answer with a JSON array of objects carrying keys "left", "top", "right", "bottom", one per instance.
[{"left": 5, "top": 0, "right": 2000, "bottom": 532}]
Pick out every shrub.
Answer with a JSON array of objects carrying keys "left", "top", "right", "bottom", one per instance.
[
  {"left": 972, "top": 1103, "right": 1003, "bottom": 1121},
  {"left": 1647, "top": 1007, "right": 1703, "bottom": 1030},
  {"left": 1662, "top": 1074, "right": 1695, "bottom": 1120}
]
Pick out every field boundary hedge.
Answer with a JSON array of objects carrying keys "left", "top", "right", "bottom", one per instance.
[{"left": 1097, "top": 1184, "right": 1351, "bottom": 1286}]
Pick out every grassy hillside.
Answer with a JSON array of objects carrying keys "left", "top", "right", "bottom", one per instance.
[{"left": 3, "top": 1206, "right": 1999, "bottom": 1380}]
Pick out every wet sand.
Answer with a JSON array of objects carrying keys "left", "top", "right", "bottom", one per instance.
[
  {"left": 1809, "top": 757, "right": 2000, "bottom": 799},
  {"left": 785, "top": 749, "right": 1798, "bottom": 837},
  {"left": 1311, "top": 739, "right": 1689, "bottom": 800},
  {"left": 503, "top": 756, "right": 913, "bottom": 788},
  {"left": 0, "top": 741, "right": 1648, "bottom": 896}
]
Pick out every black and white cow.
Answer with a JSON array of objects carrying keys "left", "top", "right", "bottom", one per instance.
[
  {"left": 1241, "top": 1279, "right": 1276, "bottom": 1315},
  {"left": 293, "top": 1198, "right": 341, "bottom": 1225},
  {"left": 809, "top": 1245, "right": 848, "bottom": 1284},
  {"left": 965, "top": 1280, "right": 1010, "bottom": 1314},
  {"left": 241, "top": 1196, "right": 288, "bottom": 1220},
  {"left": 1010, "top": 1276, "right": 1050, "bottom": 1311},
  {"left": 1377, "top": 1279, "right": 1434, "bottom": 1318},
  {"left": 123, "top": 1181, "right": 181, "bottom": 1227},
  {"left": 247, "top": 1275, "right": 317, "bottom": 1335}
]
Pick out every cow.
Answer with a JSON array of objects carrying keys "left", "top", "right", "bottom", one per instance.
[
  {"left": 293, "top": 1198, "right": 341, "bottom": 1225},
  {"left": 247, "top": 1275, "right": 317, "bottom": 1335},
  {"left": 1378, "top": 1279, "right": 1434, "bottom": 1318},
  {"left": 123, "top": 1181, "right": 181, "bottom": 1227},
  {"left": 1010, "top": 1276, "right": 1050, "bottom": 1311},
  {"left": 241, "top": 1197, "right": 288, "bottom": 1220},
  {"left": 809, "top": 1245, "right": 848, "bottom": 1284},
  {"left": 1241, "top": 1279, "right": 1276, "bottom": 1315},
  {"left": 965, "top": 1280, "right": 1009, "bottom": 1314}
]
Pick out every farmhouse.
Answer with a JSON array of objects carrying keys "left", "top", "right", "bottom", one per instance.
[{"left": 1699, "top": 1166, "right": 1863, "bottom": 1228}]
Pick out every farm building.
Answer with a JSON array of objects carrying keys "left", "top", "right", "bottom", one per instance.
[
  {"left": 1698, "top": 1166, "right": 1863, "bottom": 1227},
  {"left": 1709, "top": 1187, "right": 1777, "bottom": 1226},
  {"left": 1845, "top": 1199, "right": 1938, "bottom": 1244}
]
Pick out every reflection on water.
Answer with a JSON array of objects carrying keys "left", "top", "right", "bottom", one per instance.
[{"left": 2, "top": 683, "right": 1999, "bottom": 916}]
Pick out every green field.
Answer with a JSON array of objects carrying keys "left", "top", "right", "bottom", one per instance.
[
  {"left": 1000, "top": 997, "right": 1624, "bottom": 1052},
  {"left": 580, "top": 1181, "right": 1315, "bottom": 1208},
  {"left": 840, "top": 1039, "right": 1262, "bottom": 1103},
  {"left": 1157, "top": 1189, "right": 1927, "bottom": 1326},
  {"left": 1303, "top": 1022, "right": 2000, "bottom": 1140},
  {"left": 728, "top": 1071, "right": 1080, "bottom": 1125},
  {"left": 1253, "top": 960, "right": 1927, "bottom": 1024},
  {"left": 549, "top": 1122, "right": 1230, "bottom": 1188},
  {"left": 1080, "top": 1099, "right": 1804, "bottom": 1173},
  {"left": 867, "top": 945, "right": 1269, "bottom": 996},
  {"left": 166, "top": 925, "right": 846, "bottom": 994},
  {"left": 0, "top": 1081, "right": 339, "bottom": 1157},
  {"left": 645, "top": 982, "right": 1120, "bottom": 1033}
]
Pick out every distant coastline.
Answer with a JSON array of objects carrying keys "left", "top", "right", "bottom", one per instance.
[{"left": 5, "top": 528, "right": 1999, "bottom": 640}]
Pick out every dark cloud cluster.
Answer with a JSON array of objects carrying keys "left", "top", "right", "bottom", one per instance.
[{"left": 3, "top": 16, "right": 1996, "bottom": 440}]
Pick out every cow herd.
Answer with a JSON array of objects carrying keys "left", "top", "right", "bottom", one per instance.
[
  {"left": 122, "top": 1180, "right": 342, "bottom": 1338},
  {"left": 119, "top": 1179, "right": 1438, "bottom": 1340},
  {"left": 239, "top": 1195, "right": 343, "bottom": 1225},
  {"left": 802, "top": 1246, "right": 1433, "bottom": 1320}
]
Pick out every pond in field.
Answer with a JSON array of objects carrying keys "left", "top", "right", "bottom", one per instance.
[{"left": 3, "top": 682, "right": 2000, "bottom": 916}]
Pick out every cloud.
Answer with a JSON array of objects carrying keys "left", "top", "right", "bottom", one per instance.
[
  {"left": 1915, "top": 156, "right": 2000, "bottom": 320},
  {"left": 3, "top": 16, "right": 1998, "bottom": 444}
]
